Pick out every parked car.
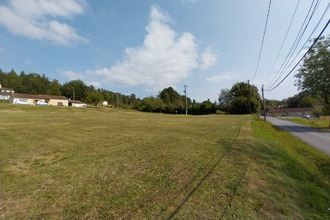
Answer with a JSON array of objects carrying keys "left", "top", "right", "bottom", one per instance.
[
  {"left": 14, "top": 99, "right": 30, "bottom": 105},
  {"left": 36, "top": 100, "right": 48, "bottom": 105},
  {"left": 303, "top": 115, "right": 311, "bottom": 119}
]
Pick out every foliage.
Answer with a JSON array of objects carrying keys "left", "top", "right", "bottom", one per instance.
[
  {"left": 86, "top": 91, "right": 104, "bottom": 107},
  {"left": 61, "top": 80, "right": 89, "bottom": 101},
  {"left": 218, "top": 88, "right": 231, "bottom": 105},
  {"left": 138, "top": 96, "right": 166, "bottom": 112},
  {"left": 159, "top": 87, "right": 184, "bottom": 114},
  {"left": 312, "top": 107, "right": 323, "bottom": 119},
  {"left": 0, "top": 69, "right": 136, "bottom": 107},
  {"left": 229, "top": 82, "right": 261, "bottom": 114},
  {"left": 295, "top": 36, "right": 330, "bottom": 109},
  {"left": 264, "top": 99, "right": 282, "bottom": 112},
  {"left": 283, "top": 91, "right": 321, "bottom": 108},
  {"left": 298, "top": 96, "right": 319, "bottom": 107}
]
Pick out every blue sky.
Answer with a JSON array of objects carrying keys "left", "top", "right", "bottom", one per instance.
[{"left": 0, "top": 0, "right": 329, "bottom": 102}]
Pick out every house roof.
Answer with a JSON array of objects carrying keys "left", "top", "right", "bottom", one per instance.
[
  {"left": 69, "top": 100, "right": 85, "bottom": 104},
  {"left": 0, "top": 92, "right": 12, "bottom": 96},
  {"left": 0, "top": 87, "right": 14, "bottom": 92},
  {"left": 12, "top": 93, "right": 68, "bottom": 100},
  {"left": 267, "top": 107, "right": 312, "bottom": 114}
]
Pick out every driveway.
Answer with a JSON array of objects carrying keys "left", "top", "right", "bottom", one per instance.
[{"left": 266, "top": 117, "right": 330, "bottom": 156}]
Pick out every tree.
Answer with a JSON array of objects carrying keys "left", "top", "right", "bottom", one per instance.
[
  {"left": 86, "top": 91, "right": 104, "bottom": 107},
  {"left": 298, "top": 96, "right": 319, "bottom": 107},
  {"left": 229, "top": 82, "right": 261, "bottom": 114},
  {"left": 46, "top": 79, "right": 62, "bottom": 95},
  {"left": 159, "top": 87, "right": 184, "bottom": 114},
  {"left": 199, "top": 99, "right": 216, "bottom": 115},
  {"left": 61, "top": 80, "right": 89, "bottom": 101},
  {"left": 295, "top": 36, "right": 330, "bottom": 127},
  {"left": 139, "top": 97, "right": 165, "bottom": 112},
  {"left": 218, "top": 89, "right": 231, "bottom": 105}
]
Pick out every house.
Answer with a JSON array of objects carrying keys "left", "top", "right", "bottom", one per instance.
[
  {"left": 266, "top": 107, "right": 312, "bottom": 117},
  {"left": 69, "top": 100, "right": 86, "bottom": 107},
  {"left": 102, "top": 101, "right": 108, "bottom": 106},
  {"left": 10, "top": 93, "right": 69, "bottom": 106},
  {"left": 0, "top": 84, "right": 14, "bottom": 100}
]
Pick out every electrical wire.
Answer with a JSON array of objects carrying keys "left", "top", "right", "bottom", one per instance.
[
  {"left": 280, "top": 2, "right": 329, "bottom": 77},
  {"left": 264, "top": 0, "right": 300, "bottom": 86},
  {"left": 252, "top": 0, "right": 272, "bottom": 82},
  {"left": 266, "top": 0, "right": 319, "bottom": 89},
  {"left": 279, "top": 0, "right": 321, "bottom": 75},
  {"left": 265, "top": 19, "right": 329, "bottom": 92}
]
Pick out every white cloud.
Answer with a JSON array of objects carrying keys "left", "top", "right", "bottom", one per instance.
[
  {"left": 200, "top": 46, "right": 217, "bottom": 70},
  {"left": 206, "top": 72, "right": 236, "bottom": 83},
  {"left": 60, "top": 70, "right": 84, "bottom": 81},
  {"left": 0, "top": 0, "right": 86, "bottom": 45},
  {"left": 63, "top": 5, "right": 215, "bottom": 91}
]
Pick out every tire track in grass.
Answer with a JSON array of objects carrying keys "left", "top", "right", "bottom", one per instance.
[
  {"left": 125, "top": 123, "right": 241, "bottom": 218},
  {"left": 166, "top": 124, "right": 242, "bottom": 219}
]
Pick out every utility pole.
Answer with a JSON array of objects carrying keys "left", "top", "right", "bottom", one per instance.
[
  {"left": 117, "top": 92, "right": 119, "bottom": 108},
  {"left": 184, "top": 85, "right": 187, "bottom": 115},
  {"left": 248, "top": 80, "right": 251, "bottom": 114},
  {"left": 73, "top": 89, "right": 75, "bottom": 100},
  {"left": 262, "top": 85, "right": 266, "bottom": 122}
]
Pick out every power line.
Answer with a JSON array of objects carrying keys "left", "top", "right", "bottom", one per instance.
[
  {"left": 279, "top": 2, "right": 329, "bottom": 77},
  {"left": 279, "top": 0, "right": 321, "bottom": 75},
  {"left": 265, "top": 18, "right": 329, "bottom": 92},
  {"left": 264, "top": 0, "right": 301, "bottom": 85},
  {"left": 266, "top": 0, "right": 319, "bottom": 89},
  {"left": 252, "top": 0, "right": 272, "bottom": 82}
]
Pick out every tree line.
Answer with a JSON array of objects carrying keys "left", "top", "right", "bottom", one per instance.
[
  {"left": 1, "top": 35, "right": 328, "bottom": 117},
  {"left": 0, "top": 68, "right": 261, "bottom": 115}
]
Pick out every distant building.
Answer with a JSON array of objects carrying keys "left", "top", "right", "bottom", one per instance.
[
  {"left": 102, "top": 101, "right": 108, "bottom": 106},
  {"left": 69, "top": 100, "right": 86, "bottom": 107},
  {"left": 266, "top": 107, "right": 312, "bottom": 117},
  {"left": 0, "top": 84, "right": 14, "bottom": 100},
  {"left": 10, "top": 93, "right": 69, "bottom": 106}
]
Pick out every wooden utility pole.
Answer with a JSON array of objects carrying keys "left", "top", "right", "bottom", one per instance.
[
  {"left": 117, "top": 93, "right": 119, "bottom": 108},
  {"left": 248, "top": 80, "right": 251, "bottom": 114},
  {"left": 262, "top": 85, "right": 266, "bottom": 121},
  {"left": 184, "top": 85, "right": 187, "bottom": 115}
]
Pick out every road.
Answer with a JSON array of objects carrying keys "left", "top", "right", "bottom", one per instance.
[{"left": 266, "top": 117, "right": 330, "bottom": 156}]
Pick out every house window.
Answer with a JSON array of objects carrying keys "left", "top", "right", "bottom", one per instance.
[{"left": 57, "top": 102, "right": 63, "bottom": 106}]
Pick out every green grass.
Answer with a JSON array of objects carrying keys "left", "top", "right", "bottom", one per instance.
[
  {"left": 0, "top": 104, "right": 329, "bottom": 219},
  {"left": 282, "top": 117, "right": 330, "bottom": 131}
]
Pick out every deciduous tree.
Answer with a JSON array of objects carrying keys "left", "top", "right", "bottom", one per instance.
[{"left": 295, "top": 36, "right": 330, "bottom": 126}]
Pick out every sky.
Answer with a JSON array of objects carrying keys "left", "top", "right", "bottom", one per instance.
[{"left": 0, "top": 0, "right": 329, "bottom": 102}]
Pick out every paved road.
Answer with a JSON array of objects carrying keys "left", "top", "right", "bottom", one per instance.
[{"left": 266, "top": 117, "right": 330, "bottom": 156}]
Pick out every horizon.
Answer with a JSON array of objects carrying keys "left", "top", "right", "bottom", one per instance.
[{"left": 1, "top": 0, "right": 329, "bottom": 102}]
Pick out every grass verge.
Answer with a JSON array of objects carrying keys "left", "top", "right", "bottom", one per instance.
[{"left": 282, "top": 117, "right": 330, "bottom": 131}]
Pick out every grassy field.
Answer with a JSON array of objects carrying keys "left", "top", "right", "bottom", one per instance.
[
  {"left": 282, "top": 117, "right": 330, "bottom": 131},
  {"left": 0, "top": 104, "right": 329, "bottom": 219}
]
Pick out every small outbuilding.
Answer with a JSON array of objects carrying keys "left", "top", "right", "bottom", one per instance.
[{"left": 69, "top": 100, "right": 87, "bottom": 107}]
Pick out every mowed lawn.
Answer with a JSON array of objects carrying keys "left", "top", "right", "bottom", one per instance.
[{"left": 0, "top": 104, "right": 329, "bottom": 219}]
